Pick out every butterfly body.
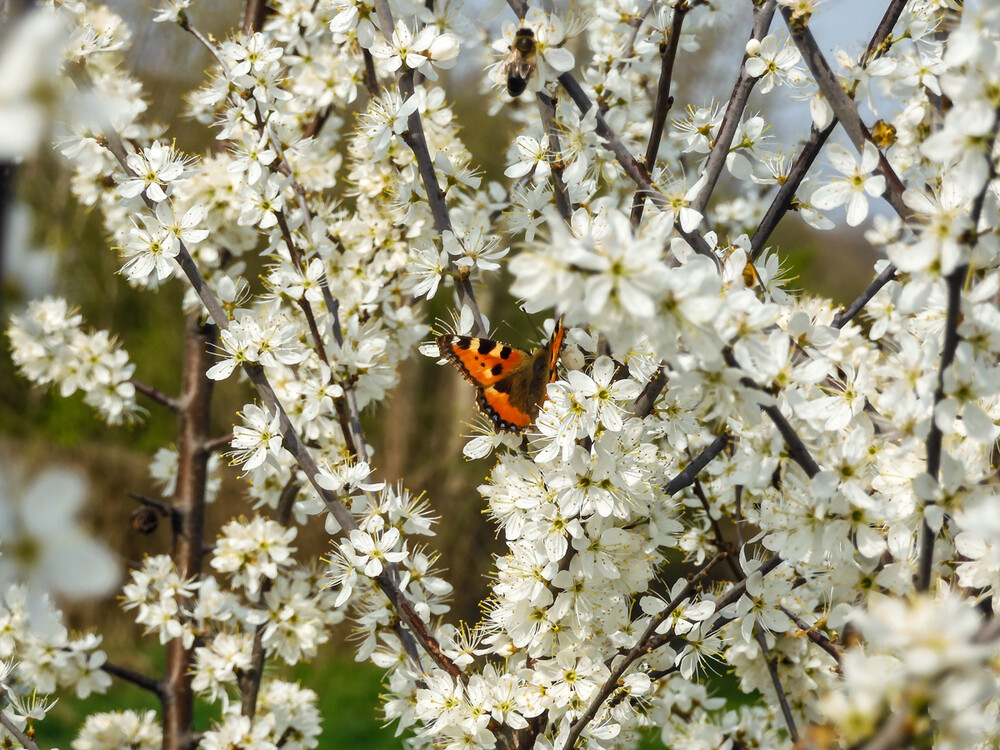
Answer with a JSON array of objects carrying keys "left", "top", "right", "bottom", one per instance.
[{"left": 437, "top": 318, "right": 566, "bottom": 432}]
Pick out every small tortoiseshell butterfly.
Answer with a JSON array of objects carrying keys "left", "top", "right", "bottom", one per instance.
[{"left": 437, "top": 317, "right": 566, "bottom": 433}]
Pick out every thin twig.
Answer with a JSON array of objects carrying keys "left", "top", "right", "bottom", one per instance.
[
  {"left": 631, "top": 4, "right": 688, "bottom": 225},
  {"left": 688, "top": 0, "right": 777, "bottom": 217},
  {"left": 629, "top": 366, "right": 666, "bottom": 418},
  {"left": 373, "top": 0, "right": 486, "bottom": 334},
  {"left": 130, "top": 378, "right": 180, "bottom": 412},
  {"left": 749, "top": 0, "right": 907, "bottom": 259},
  {"left": 755, "top": 627, "right": 799, "bottom": 741},
  {"left": 832, "top": 262, "right": 898, "bottom": 329},
  {"left": 780, "top": 6, "right": 908, "bottom": 219},
  {"left": 759, "top": 400, "right": 821, "bottom": 478},
  {"left": 662, "top": 434, "right": 731, "bottom": 495},
  {"left": 536, "top": 91, "right": 573, "bottom": 220},
  {"left": 564, "top": 554, "right": 726, "bottom": 749},
  {"left": 101, "top": 660, "right": 164, "bottom": 698},
  {"left": 0, "top": 707, "right": 40, "bottom": 750},
  {"left": 780, "top": 605, "right": 841, "bottom": 664},
  {"left": 555, "top": 70, "right": 722, "bottom": 268},
  {"left": 240, "top": 478, "right": 299, "bottom": 719},
  {"left": 917, "top": 105, "right": 1000, "bottom": 591},
  {"left": 203, "top": 433, "right": 234, "bottom": 453}
]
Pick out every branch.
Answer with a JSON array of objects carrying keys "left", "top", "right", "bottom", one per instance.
[
  {"left": 662, "top": 434, "right": 731, "bottom": 496},
  {"left": 759, "top": 399, "right": 821, "bottom": 479},
  {"left": 780, "top": 605, "right": 842, "bottom": 664},
  {"left": 241, "top": 0, "right": 268, "bottom": 34},
  {"left": 648, "top": 554, "right": 786, "bottom": 653},
  {"left": 0, "top": 708, "right": 39, "bottom": 750},
  {"left": 240, "top": 478, "right": 299, "bottom": 719},
  {"left": 832, "top": 262, "right": 897, "bottom": 329},
  {"left": 101, "top": 660, "right": 164, "bottom": 698},
  {"left": 372, "top": 0, "right": 486, "bottom": 335},
  {"left": 780, "top": 6, "right": 908, "bottom": 219},
  {"left": 536, "top": 91, "right": 573, "bottom": 221},
  {"left": 94, "top": 102, "right": 463, "bottom": 682},
  {"left": 564, "top": 554, "right": 727, "bottom": 749},
  {"left": 629, "top": 366, "right": 666, "bottom": 419},
  {"left": 749, "top": 0, "right": 907, "bottom": 258},
  {"left": 631, "top": 3, "right": 688, "bottom": 225},
  {"left": 203, "top": 433, "right": 234, "bottom": 453},
  {"left": 687, "top": 0, "right": 777, "bottom": 216},
  {"left": 162, "top": 314, "right": 215, "bottom": 749},
  {"left": 725, "top": 349, "right": 821, "bottom": 478},
  {"left": 130, "top": 378, "right": 180, "bottom": 412},
  {"left": 553, "top": 72, "right": 721, "bottom": 269},
  {"left": 755, "top": 627, "right": 799, "bottom": 741},
  {"left": 917, "top": 105, "right": 1000, "bottom": 591}
]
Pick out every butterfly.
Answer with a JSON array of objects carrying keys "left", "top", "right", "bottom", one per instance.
[{"left": 437, "top": 317, "right": 566, "bottom": 433}]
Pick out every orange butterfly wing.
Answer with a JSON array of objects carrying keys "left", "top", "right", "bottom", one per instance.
[
  {"left": 436, "top": 335, "right": 528, "bottom": 387},
  {"left": 438, "top": 317, "right": 566, "bottom": 433}
]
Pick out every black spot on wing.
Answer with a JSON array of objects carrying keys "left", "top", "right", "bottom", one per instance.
[
  {"left": 500, "top": 346, "right": 512, "bottom": 360},
  {"left": 477, "top": 340, "right": 493, "bottom": 355},
  {"left": 491, "top": 364, "right": 504, "bottom": 377}
]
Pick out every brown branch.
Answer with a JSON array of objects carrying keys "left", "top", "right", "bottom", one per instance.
[
  {"left": 130, "top": 378, "right": 180, "bottom": 412},
  {"left": 629, "top": 366, "right": 666, "bottom": 418},
  {"left": 687, "top": 0, "right": 777, "bottom": 216},
  {"left": 101, "top": 660, "right": 165, "bottom": 698},
  {"left": 564, "top": 554, "right": 727, "bottom": 749},
  {"left": 631, "top": 3, "right": 688, "bottom": 225},
  {"left": 536, "top": 91, "right": 573, "bottom": 221},
  {"left": 241, "top": 0, "right": 268, "bottom": 33},
  {"left": 780, "top": 605, "right": 841, "bottom": 664},
  {"left": 0, "top": 707, "right": 40, "bottom": 750},
  {"left": 780, "top": 6, "right": 908, "bottom": 220},
  {"left": 755, "top": 627, "right": 799, "bottom": 741},
  {"left": 203, "top": 433, "right": 234, "bottom": 453},
  {"left": 917, "top": 105, "right": 1000, "bottom": 591},
  {"left": 162, "top": 313, "right": 215, "bottom": 750}
]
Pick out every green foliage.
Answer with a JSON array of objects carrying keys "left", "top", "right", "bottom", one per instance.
[{"left": 41, "top": 649, "right": 395, "bottom": 749}]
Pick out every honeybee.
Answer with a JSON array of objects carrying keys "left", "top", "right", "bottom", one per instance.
[{"left": 500, "top": 27, "right": 537, "bottom": 98}]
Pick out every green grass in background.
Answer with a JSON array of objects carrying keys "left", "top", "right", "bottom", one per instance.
[{"left": 42, "top": 649, "right": 396, "bottom": 749}]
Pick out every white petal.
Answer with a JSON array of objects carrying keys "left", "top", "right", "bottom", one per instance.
[{"left": 543, "top": 47, "right": 575, "bottom": 73}]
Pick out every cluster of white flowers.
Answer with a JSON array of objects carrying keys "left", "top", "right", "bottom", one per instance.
[
  {"left": 4, "top": 0, "right": 1000, "bottom": 748},
  {"left": 0, "top": 585, "right": 111, "bottom": 701},
  {"left": 8, "top": 297, "right": 139, "bottom": 425}
]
